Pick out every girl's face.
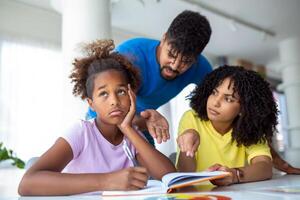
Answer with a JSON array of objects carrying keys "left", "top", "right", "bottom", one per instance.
[
  {"left": 206, "top": 78, "right": 241, "bottom": 125},
  {"left": 87, "top": 70, "right": 130, "bottom": 125}
]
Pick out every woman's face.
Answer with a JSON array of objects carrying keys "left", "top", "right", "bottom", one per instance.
[
  {"left": 206, "top": 77, "right": 241, "bottom": 125},
  {"left": 87, "top": 70, "right": 131, "bottom": 125}
]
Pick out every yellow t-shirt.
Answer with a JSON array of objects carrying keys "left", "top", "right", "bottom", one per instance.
[{"left": 177, "top": 109, "right": 271, "bottom": 171}]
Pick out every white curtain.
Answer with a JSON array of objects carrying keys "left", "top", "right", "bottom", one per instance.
[{"left": 0, "top": 37, "right": 64, "bottom": 161}]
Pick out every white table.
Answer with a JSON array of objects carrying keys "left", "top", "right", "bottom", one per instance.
[{"left": 1, "top": 168, "right": 299, "bottom": 200}]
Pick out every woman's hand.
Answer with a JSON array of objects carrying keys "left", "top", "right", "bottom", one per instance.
[
  {"left": 140, "top": 109, "right": 170, "bottom": 144},
  {"left": 106, "top": 167, "right": 148, "bottom": 190},
  {"left": 177, "top": 129, "right": 200, "bottom": 157},
  {"left": 118, "top": 84, "right": 136, "bottom": 131},
  {"left": 207, "top": 164, "right": 237, "bottom": 186}
]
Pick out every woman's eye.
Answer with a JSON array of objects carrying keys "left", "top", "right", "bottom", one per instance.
[{"left": 225, "top": 97, "right": 233, "bottom": 102}]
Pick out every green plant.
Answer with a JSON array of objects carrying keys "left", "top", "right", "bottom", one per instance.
[{"left": 0, "top": 142, "right": 25, "bottom": 169}]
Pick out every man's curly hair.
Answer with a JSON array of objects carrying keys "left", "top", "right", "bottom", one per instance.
[
  {"left": 188, "top": 65, "right": 278, "bottom": 146},
  {"left": 166, "top": 10, "right": 211, "bottom": 59},
  {"left": 69, "top": 39, "right": 141, "bottom": 100}
]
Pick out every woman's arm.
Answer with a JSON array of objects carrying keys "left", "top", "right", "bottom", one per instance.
[
  {"left": 237, "top": 155, "right": 273, "bottom": 183},
  {"left": 209, "top": 155, "right": 272, "bottom": 186},
  {"left": 18, "top": 138, "right": 148, "bottom": 196},
  {"left": 176, "top": 129, "right": 200, "bottom": 172},
  {"left": 177, "top": 151, "right": 197, "bottom": 172}
]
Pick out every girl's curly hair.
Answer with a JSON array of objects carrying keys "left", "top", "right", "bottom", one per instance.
[
  {"left": 188, "top": 65, "right": 278, "bottom": 146},
  {"left": 69, "top": 39, "right": 141, "bottom": 99}
]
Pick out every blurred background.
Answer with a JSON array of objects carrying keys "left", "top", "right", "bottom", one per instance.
[{"left": 0, "top": 0, "right": 299, "bottom": 166}]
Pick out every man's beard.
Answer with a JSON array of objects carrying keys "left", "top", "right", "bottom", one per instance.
[{"left": 160, "top": 66, "right": 180, "bottom": 80}]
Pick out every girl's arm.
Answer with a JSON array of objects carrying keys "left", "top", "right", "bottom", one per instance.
[
  {"left": 118, "top": 85, "right": 176, "bottom": 180},
  {"left": 18, "top": 138, "right": 148, "bottom": 196},
  {"left": 209, "top": 155, "right": 272, "bottom": 186},
  {"left": 120, "top": 126, "right": 176, "bottom": 179}
]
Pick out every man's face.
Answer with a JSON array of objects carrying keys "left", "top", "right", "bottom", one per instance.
[{"left": 157, "top": 38, "right": 195, "bottom": 80}]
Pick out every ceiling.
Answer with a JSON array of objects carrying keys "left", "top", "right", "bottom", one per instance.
[{"left": 13, "top": 0, "right": 300, "bottom": 67}]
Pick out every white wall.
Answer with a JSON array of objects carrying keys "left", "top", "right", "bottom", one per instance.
[
  {"left": 0, "top": 0, "right": 219, "bottom": 158},
  {"left": 0, "top": 0, "right": 61, "bottom": 45},
  {"left": 0, "top": 0, "right": 148, "bottom": 48}
]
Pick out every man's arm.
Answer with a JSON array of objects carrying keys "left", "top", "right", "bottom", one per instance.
[
  {"left": 132, "top": 114, "right": 147, "bottom": 131},
  {"left": 132, "top": 109, "right": 170, "bottom": 144},
  {"left": 269, "top": 143, "right": 300, "bottom": 174}
]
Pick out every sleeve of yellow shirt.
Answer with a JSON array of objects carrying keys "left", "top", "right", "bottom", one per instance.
[
  {"left": 178, "top": 110, "right": 197, "bottom": 136},
  {"left": 245, "top": 141, "right": 272, "bottom": 164}
]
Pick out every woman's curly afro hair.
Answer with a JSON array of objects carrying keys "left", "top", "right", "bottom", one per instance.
[{"left": 188, "top": 65, "right": 278, "bottom": 146}]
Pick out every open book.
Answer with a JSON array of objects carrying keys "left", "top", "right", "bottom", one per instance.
[{"left": 102, "top": 171, "right": 230, "bottom": 197}]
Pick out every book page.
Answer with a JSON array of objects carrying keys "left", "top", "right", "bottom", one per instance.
[
  {"left": 102, "top": 180, "right": 168, "bottom": 197},
  {"left": 162, "top": 171, "right": 230, "bottom": 188}
]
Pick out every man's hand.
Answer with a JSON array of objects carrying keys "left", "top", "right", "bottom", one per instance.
[
  {"left": 177, "top": 129, "right": 200, "bottom": 157},
  {"left": 269, "top": 143, "right": 300, "bottom": 174},
  {"left": 140, "top": 109, "right": 170, "bottom": 144},
  {"left": 273, "top": 156, "right": 300, "bottom": 174}
]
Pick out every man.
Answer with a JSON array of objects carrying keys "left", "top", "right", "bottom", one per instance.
[
  {"left": 88, "top": 10, "right": 212, "bottom": 145},
  {"left": 88, "top": 10, "right": 300, "bottom": 174}
]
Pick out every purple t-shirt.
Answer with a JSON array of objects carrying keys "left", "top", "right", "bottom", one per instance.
[{"left": 61, "top": 119, "right": 141, "bottom": 173}]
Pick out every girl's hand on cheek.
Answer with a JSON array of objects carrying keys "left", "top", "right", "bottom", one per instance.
[{"left": 118, "top": 84, "right": 136, "bottom": 131}]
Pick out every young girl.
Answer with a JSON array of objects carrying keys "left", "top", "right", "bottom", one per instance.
[
  {"left": 176, "top": 65, "right": 278, "bottom": 186},
  {"left": 18, "top": 40, "right": 176, "bottom": 196}
]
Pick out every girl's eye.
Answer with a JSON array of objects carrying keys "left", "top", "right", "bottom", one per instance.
[
  {"left": 118, "top": 89, "right": 127, "bottom": 95},
  {"left": 99, "top": 92, "right": 108, "bottom": 97}
]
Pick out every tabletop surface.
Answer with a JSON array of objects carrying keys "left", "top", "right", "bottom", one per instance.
[{"left": 1, "top": 167, "right": 299, "bottom": 200}]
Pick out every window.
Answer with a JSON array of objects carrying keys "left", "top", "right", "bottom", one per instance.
[{"left": 0, "top": 39, "right": 63, "bottom": 160}]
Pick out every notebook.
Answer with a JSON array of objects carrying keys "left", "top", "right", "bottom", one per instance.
[{"left": 102, "top": 170, "right": 230, "bottom": 197}]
